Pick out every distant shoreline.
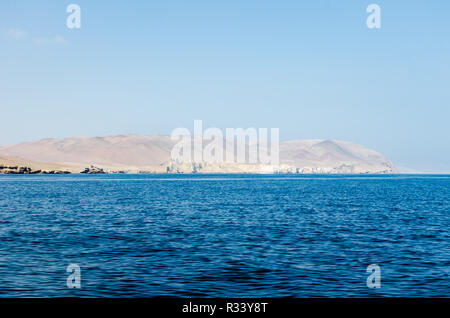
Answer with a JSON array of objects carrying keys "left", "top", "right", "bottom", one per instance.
[{"left": 1, "top": 171, "right": 448, "bottom": 176}]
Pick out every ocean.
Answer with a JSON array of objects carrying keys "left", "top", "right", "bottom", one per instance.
[{"left": 0, "top": 174, "right": 448, "bottom": 297}]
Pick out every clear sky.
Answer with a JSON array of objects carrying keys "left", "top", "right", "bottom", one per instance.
[{"left": 0, "top": 0, "right": 449, "bottom": 172}]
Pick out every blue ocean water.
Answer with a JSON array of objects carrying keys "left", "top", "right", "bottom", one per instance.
[{"left": 0, "top": 174, "right": 448, "bottom": 297}]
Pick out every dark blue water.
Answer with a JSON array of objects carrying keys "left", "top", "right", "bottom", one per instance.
[{"left": 0, "top": 174, "right": 448, "bottom": 297}]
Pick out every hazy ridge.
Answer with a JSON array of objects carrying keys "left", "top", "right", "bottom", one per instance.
[{"left": 0, "top": 135, "right": 397, "bottom": 174}]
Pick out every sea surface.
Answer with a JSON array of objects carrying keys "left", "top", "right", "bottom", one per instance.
[{"left": 0, "top": 174, "right": 448, "bottom": 297}]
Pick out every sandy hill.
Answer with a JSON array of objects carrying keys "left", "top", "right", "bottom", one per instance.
[{"left": 0, "top": 135, "right": 397, "bottom": 174}]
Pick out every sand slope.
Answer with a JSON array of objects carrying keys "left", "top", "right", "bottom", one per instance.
[{"left": 0, "top": 135, "right": 397, "bottom": 173}]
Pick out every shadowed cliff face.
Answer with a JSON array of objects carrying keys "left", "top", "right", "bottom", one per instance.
[{"left": 0, "top": 135, "right": 397, "bottom": 174}]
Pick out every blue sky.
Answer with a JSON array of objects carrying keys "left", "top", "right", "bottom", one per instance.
[{"left": 0, "top": 0, "right": 449, "bottom": 172}]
